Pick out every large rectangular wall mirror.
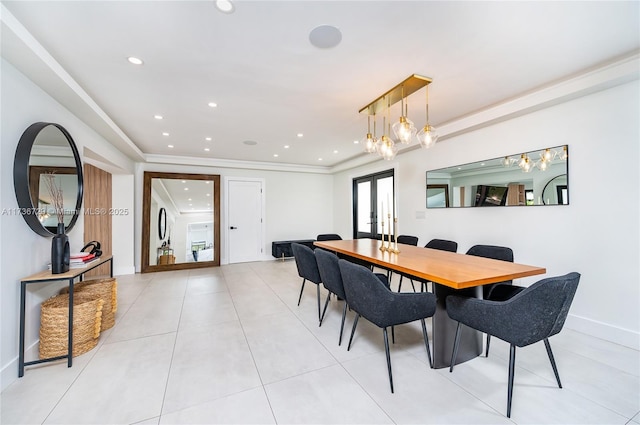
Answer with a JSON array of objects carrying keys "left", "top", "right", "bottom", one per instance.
[
  {"left": 142, "top": 172, "right": 220, "bottom": 272},
  {"left": 426, "top": 145, "right": 569, "bottom": 208}
]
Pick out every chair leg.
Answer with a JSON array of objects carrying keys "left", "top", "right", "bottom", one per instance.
[
  {"left": 507, "top": 344, "right": 516, "bottom": 418},
  {"left": 297, "top": 278, "right": 306, "bottom": 306},
  {"left": 316, "top": 284, "right": 321, "bottom": 325},
  {"left": 391, "top": 326, "right": 395, "bottom": 344},
  {"left": 449, "top": 322, "right": 462, "bottom": 373},
  {"left": 398, "top": 275, "right": 403, "bottom": 292},
  {"left": 420, "top": 319, "right": 433, "bottom": 368},
  {"left": 347, "top": 314, "right": 360, "bottom": 351},
  {"left": 544, "top": 338, "right": 562, "bottom": 388},
  {"left": 486, "top": 334, "right": 491, "bottom": 357},
  {"left": 409, "top": 279, "right": 416, "bottom": 292},
  {"left": 338, "top": 302, "right": 348, "bottom": 346},
  {"left": 383, "top": 327, "right": 394, "bottom": 393},
  {"left": 319, "top": 292, "right": 331, "bottom": 327}
]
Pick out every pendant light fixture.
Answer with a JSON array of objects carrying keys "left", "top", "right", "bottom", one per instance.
[
  {"left": 416, "top": 84, "right": 438, "bottom": 149},
  {"left": 359, "top": 74, "right": 433, "bottom": 160}
]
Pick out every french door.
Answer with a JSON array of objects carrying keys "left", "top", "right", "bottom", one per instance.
[{"left": 352, "top": 169, "right": 394, "bottom": 239}]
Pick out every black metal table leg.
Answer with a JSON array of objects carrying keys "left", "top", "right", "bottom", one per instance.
[
  {"left": 18, "top": 281, "right": 26, "bottom": 377},
  {"left": 68, "top": 277, "right": 74, "bottom": 368}
]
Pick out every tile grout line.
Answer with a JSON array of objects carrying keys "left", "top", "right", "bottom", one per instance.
[
  {"left": 221, "top": 265, "right": 279, "bottom": 424},
  {"left": 156, "top": 273, "right": 189, "bottom": 423}
]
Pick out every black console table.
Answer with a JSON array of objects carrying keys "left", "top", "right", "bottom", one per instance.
[
  {"left": 271, "top": 240, "right": 315, "bottom": 260},
  {"left": 18, "top": 255, "right": 114, "bottom": 377}
]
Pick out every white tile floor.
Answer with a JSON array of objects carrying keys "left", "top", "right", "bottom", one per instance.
[{"left": 2, "top": 260, "right": 639, "bottom": 424}]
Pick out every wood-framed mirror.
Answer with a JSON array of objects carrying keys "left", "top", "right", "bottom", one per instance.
[{"left": 142, "top": 171, "right": 221, "bottom": 273}]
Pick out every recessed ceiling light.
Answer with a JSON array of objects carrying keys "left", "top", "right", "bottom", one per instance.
[
  {"left": 297, "top": 133, "right": 303, "bottom": 138},
  {"left": 206, "top": 193, "right": 210, "bottom": 196},
  {"left": 154, "top": 115, "right": 163, "bottom": 120},
  {"left": 208, "top": 102, "right": 217, "bottom": 108},
  {"left": 188, "top": 198, "right": 192, "bottom": 201},
  {"left": 309, "top": 25, "right": 342, "bottom": 49},
  {"left": 127, "top": 56, "right": 143, "bottom": 65},
  {"left": 205, "top": 137, "right": 212, "bottom": 141},
  {"left": 318, "top": 158, "right": 323, "bottom": 161},
  {"left": 273, "top": 154, "right": 279, "bottom": 158},
  {"left": 215, "top": 0, "right": 235, "bottom": 13},
  {"left": 162, "top": 132, "right": 169, "bottom": 136},
  {"left": 333, "top": 150, "right": 338, "bottom": 154},
  {"left": 206, "top": 181, "right": 210, "bottom": 184},
  {"left": 184, "top": 188, "right": 189, "bottom": 191},
  {"left": 284, "top": 145, "right": 290, "bottom": 149},
  {"left": 353, "top": 140, "right": 359, "bottom": 144},
  {"left": 182, "top": 180, "right": 186, "bottom": 183},
  {"left": 168, "top": 145, "right": 174, "bottom": 148},
  {"left": 243, "top": 140, "right": 258, "bottom": 146},
  {"left": 204, "top": 148, "right": 210, "bottom": 152}
]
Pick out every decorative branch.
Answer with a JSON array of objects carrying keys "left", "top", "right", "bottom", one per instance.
[{"left": 43, "top": 173, "right": 64, "bottom": 224}]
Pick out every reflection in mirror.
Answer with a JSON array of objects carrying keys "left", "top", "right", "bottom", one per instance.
[
  {"left": 426, "top": 185, "right": 449, "bottom": 208},
  {"left": 158, "top": 208, "right": 167, "bottom": 240},
  {"left": 426, "top": 145, "right": 569, "bottom": 208},
  {"left": 14, "top": 122, "right": 83, "bottom": 236},
  {"left": 142, "top": 172, "right": 220, "bottom": 272},
  {"left": 542, "top": 174, "right": 568, "bottom": 205}
]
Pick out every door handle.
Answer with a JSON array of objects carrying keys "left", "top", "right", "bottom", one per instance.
[{"left": 230, "top": 226, "right": 237, "bottom": 229}]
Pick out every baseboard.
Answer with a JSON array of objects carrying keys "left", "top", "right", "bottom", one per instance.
[
  {"left": 566, "top": 313, "right": 639, "bottom": 350},
  {"left": 0, "top": 340, "right": 38, "bottom": 392}
]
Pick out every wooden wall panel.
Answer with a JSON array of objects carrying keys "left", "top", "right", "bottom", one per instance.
[{"left": 83, "top": 164, "right": 112, "bottom": 277}]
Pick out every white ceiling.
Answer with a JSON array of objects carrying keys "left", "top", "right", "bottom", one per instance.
[{"left": 2, "top": 1, "right": 639, "bottom": 169}]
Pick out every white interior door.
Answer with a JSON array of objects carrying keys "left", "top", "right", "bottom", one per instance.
[{"left": 227, "top": 179, "right": 263, "bottom": 263}]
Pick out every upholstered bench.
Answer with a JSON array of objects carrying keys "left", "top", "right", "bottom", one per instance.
[{"left": 271, "top": 239, "right": 315, "bottom": 260}]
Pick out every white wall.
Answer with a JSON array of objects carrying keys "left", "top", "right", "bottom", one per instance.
[
  {"left": 0, "top": 59, "right": 136, "bottom": 390},
  {"left": 333, "top": 80, "right": 640, "bottom": 349},
  {"left": 136, "top": 163, "right": 334, "bottom": 270}
]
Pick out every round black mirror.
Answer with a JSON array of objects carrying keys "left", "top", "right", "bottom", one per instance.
[
  {"left": 13, "top": 122, "right": 83, "bottom": 237},
  {"left": 158, "top": 207, "right": 167, "bottom": 240}
]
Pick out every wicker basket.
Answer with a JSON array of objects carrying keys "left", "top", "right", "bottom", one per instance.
[
  {"left": 39, "top": 293, "right": 103, "bottom": 359},
  {"left": 60, "top": 277, "right": 117, "bottom": 331}
]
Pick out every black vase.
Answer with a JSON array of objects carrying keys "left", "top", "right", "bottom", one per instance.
[{"left": 51, "top": 223, "right": 70, "bottom": 274}]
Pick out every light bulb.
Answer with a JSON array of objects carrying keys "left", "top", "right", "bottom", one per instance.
[
  {"left": 392, "top": 116, "right": 416, "bottom": 144},
  {"left": 362, "top": 133, "right": 377, "bottom": 154},
  {"left": 502, "top": 156, "right": 512, "bottom": 167},
  {"left": 377, "top": 135, "right": 397, "bottom": 160},
  {"left": 560, "top": 146, "right": 568, "bottom": 160},
  {"left": 541, "top": 148, "right": 553, "bottom": 162},
  {"left": 417, "top": 125, "right": 438, "bottom": 148},
  {"left": 536, "top": 159, "right": 549, "bottom": 171},
  {"left": 518, "top": 154, "right": 527, "bottom": 168}
]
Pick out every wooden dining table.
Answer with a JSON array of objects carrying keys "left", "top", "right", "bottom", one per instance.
[{"left": 313, "top": 238, "right": 546, "bottom": 368}]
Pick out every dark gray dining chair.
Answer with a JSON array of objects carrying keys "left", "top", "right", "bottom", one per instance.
[
  {"left": 292, "top": 243, "right": 323, "bottom": 324},
  {"left": 425, "top": 238, "right": 458, "bottom": 252},
  {"left": 338, "top": 259, "right": 436, "bottom": 393},
  {"left": 465, "top": 244, "right": 514, "bottom": 355},
  {"left": 315, "top": 249, "right": 389, "bottom": 344},
  {"left": 316, "top": 233, "right": 342, "bottom": 241},
  {"left": 446, "top": 272, "right": 580, "bottom": 418},
  {"left": 390, "top": 235, "right": 419, "bottom": 292},
  {"left": 465, "top": 244, "right": 514, "bottom": 298},
  {"left": 419, "top": 238, "right": 459, "bottom": 292}
]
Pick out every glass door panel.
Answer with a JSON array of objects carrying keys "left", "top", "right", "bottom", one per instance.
[{"left": 353, "top": 169, "right": 394, "bottom": 239}]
